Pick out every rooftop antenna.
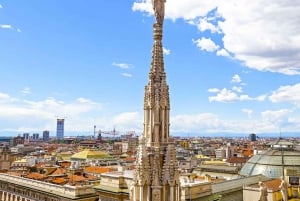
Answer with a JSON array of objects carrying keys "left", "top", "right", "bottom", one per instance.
[{"left": 279, "top": 128, "right": 285, "bottom": 177}]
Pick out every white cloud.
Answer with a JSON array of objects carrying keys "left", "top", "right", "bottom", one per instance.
[
  {"left": 217, "top": 1, "right": 300, "bottom": 75},
  {"left": 77, "top": 97, "right": 97, "bottom": 104},
  {"left": 112, "top": 112, "right": 143, "bottom": 132},
  {"left": 197, "top": 18, "right": 220, "bottom": 33},
  {"left": 1, "top": 91, "right": 299, "bottom": 135},
  {"left": 170, "top": 111, "right": 300, "bottom": 134},
  {"left": 0, "top": 94, "right": 103, "bottom": 132},
  {"left": 163, "top": 47, "right": 171, "bottom": 55},
  {"left": 133, "top": 0, "right": 217, "bottom": 21},
  {"left": 21, "top": 87, "right": 31, "bottom": 95},
  {"left": 269, "top": 83, "right": 300, "bottom": 107},
  {"left": 256, "top": 95, "right": 267, "bottom": 102},
  {"left": 261, "top": 109, "right": 293, "bottom": 129},
  {"left": 231, "top": 74, "right": 241, "bottom": 83},
  {"left": 133, "top": 0, "right": 300, "bottom": 75},
  {"left": 193, "top": 37, "right": 219, "bottom": 52},
  {"left": 23, "top": 97, "right": 102, "bottom": 118},
  {"left": 0, "top": 24, "right": 21, "bottom": 32},
  {"left": 242, "top": 108, "right": 253, "bottom": 119},
  {"left": 208, "top": 88, "right": 265, "bottom": 103},
  {"left": 112, "top": 62, "right": 132, "bottom": 69},
  {"left": 207, "top": 88, "right": 220, "bottom": 93},
  {"left": 0, "top": 24, "right": 12, "bottom": 29},
  {"left": 232, "top": 86, "right": 242, "bottom": 93},
  {"left": 208, "top": 73, "right": 268, "bottom": 103},
  {"left": 171, "top": 113, "right": 221, "bottom": 133},
  {"left": 0, "top": 4, "right": 2, "bottom": 8},
  {"left": 122, "top": 73, "right": 133, "bottom": 77},
  {"left": 0, "top": 93, "right": 11, "bottom": 100},
  {"left": 216, "top": 49, "right": 230, "bottom": 57},
  {"left": 112, "top": 62, "right": 134, "bottom": 77},
  {"left": 132, "top": 0, "right": 153, "bottom": 16},
  {"left": 209, "top": 88, "right": 240, "bottom": 102},
  {"left": 0, "top": 92, "right": 18, "bottom": 103},
  {"left": 0, "top": 93, "right": 143, "bottom": 134}
]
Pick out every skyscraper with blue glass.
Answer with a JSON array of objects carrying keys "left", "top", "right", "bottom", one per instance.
[{"left": 56, "top": 118, "right": 64, "bottom": 139}]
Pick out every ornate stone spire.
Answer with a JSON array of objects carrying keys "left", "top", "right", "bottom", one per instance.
[
  {"left": 143, "top": 0, "right": 170, "bottom": 148},
  {"left": 132, "top": 1, "right": 180, "bottom": 200}
]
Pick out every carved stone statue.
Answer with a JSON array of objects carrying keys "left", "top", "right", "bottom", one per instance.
[
  {"left": 153, "top": 190, "right": 160, "bottom": 201},
  {"left": 152, "top": 0, "right": 166, "bottom": 25},
  {"left": 129, "top": 185, "right": 134, "bottom": 200},
  {"left": 279, "top": 176, "right": 288, "bottom": 201},
  {"left": 258, "top": 181, "right": 268, "bottom": 201}
]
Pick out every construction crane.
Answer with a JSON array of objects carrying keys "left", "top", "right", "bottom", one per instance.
[
  {"left": 103, "top": 127, "right": 119, "bottom": 136},
  {"left": 93, "top": 125, "right": 97, "bottom": 139},
  {"left": 97, "top": 127, "right": 120, "bottom": 141},
  {"left": 123, "top": 131, "right": 136, "bottom": 137}
]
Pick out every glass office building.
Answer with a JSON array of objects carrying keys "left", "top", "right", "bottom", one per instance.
[{"left": 56, "top": 118, "right": 64, "bottom": 139}]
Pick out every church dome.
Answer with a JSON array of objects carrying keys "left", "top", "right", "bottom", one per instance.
[{"left": 240, "top": 138, "right": 300, "bottom": 178}]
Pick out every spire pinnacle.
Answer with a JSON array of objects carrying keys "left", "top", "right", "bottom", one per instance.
[{"left": 152, "top": 0, "right": 166, "bottom": 25}]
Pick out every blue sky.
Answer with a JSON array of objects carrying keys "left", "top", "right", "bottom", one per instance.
[{"left": 0, "top": 0, "right": 300, "bottom": 137}]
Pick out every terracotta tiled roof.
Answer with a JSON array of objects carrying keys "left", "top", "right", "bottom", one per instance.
[
  {"left": 253, "top": 179, "right": 281, "bottom": 191},
  {"left": 264, "top": 179, "right": 282, "bottom": 191},
  {"left": 84, "top": 166, "right": 115, "bottom": 174},
  {"left": 68, "top": 175, "right": 86, "bottom": 182},
  {"left": 52, "top": 177, "right": 67, "bottom": 184},
  {"left": 241, "top": 149, "right": 253, "bottom": 156},
  {"left": 49, "top": 168, "right": 66, "bottom": 176},
  {"left": 26, "top": 172, "right": 46, "bottom": 180},
  {"left": 123, "top": 157, "right": 136, "bottom": 163},
  {"left": 111, "top": 151, "right": 122, "bottom": 156},
  {"left": 59, "top": 161, "right": 71, "bottom": 168},
  {"left": 85, "top": 174, "right": 98, "bottom": 180},
  {"left": 129, "top": 165, "right": 136, "bottom": 170}
]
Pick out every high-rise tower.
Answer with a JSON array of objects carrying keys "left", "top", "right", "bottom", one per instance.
[
  {"left": 56, "top": 118, "right": 65, "bottom": 139},
  {"left": 132, "top": 1, "right": 180, "bottom": 201}
]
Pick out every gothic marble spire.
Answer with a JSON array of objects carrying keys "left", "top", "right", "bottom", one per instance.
[
  {"left": 143, "top": 21, "right": 170, "bottom": 147},
  {"left": 132, "top": 1, "right": 180, "bottom": 200}
]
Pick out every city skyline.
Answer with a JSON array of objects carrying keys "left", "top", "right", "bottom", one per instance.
[{"left": 0, "top": 1, "right": 300, "bottom": 137}]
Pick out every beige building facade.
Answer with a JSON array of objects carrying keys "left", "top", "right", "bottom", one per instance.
[{"left": 0, "top": 173, "right": 98, "bottom": 201}]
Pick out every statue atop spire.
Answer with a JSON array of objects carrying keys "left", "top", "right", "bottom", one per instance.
[{"left": 152, "top": 0, "right": 166, "bottom": 25}]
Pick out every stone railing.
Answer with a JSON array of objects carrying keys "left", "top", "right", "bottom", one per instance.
[
  {"left": 212, "top": 174, "right": 268, "bottom": 194},
  {"left": 0, "top": 173, "right": 95, "bottom": 197}
]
